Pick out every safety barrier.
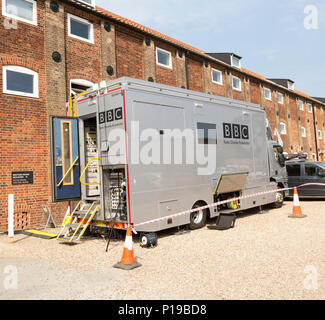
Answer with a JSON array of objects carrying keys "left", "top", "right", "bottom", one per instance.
[{"left": 132, "top": 183, "right": 325, "bottom": 231}]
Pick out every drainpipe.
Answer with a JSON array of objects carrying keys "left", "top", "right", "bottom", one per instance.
[
  {"left": 312, "top": 104, "right": 319, "bottom": 161},
  {"left": 185, "top": 51, "right": 190, "bottom": 90}
]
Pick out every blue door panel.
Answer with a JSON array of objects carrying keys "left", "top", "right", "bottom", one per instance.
[{"left": 52, "top": 117, "right": 81, "bottom": 201}]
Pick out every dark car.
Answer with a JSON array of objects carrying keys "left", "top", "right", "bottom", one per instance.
[{"left": 286, "top": 160, "right": 325, "bottom": 197}]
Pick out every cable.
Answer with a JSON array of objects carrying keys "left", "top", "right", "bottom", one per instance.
[{"left": 105, "top": 171, "right": 123, "bottom": 252}]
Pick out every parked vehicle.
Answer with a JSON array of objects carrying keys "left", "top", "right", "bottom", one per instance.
[
  {"left": 51, "top": 77, "right": 288, "bottom": 243},
  {"left": 286, "top": 160, "right": 325, "bottom": 197}
]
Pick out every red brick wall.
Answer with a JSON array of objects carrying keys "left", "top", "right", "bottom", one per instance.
[
  {"left": 155, "top": 41, "right": 177, "bottom": 87},
  {"left": 64, "top": 4, "right": 102, "bottom": 98},
  {"left": 250, "top": 80, "right": 261, "bottom": 105},
  {"left": 116, "top": 26, "right": 143, "bottom": 80},
  {"left": 0, "top": 1, "right": 47, "bottom": 231},
  {"left": 187, "top": 56, "right": 203, "bottom": 92},
  {"left": 210, "top": 64, "right": 226, "bottom": 97}
]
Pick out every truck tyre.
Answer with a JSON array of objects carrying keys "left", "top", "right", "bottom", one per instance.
[
  {"left": 189, "top": 202, "right": 207, "bottom": 230},
  {"left": 272, "top": 189, "right": 284, "bottom": 208}
]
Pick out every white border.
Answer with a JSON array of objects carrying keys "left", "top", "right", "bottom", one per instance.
[
  {"left": 298, "top": 100, "right": 304, "bottom": 111},
  {"left": 67, "top": 13, "right": 94, "bottom": 44},
  {"left": 277, "top": 92, "right": 284, "bottom": 104},
  {"left": 232, "top": 75, "right": 241, "bottom": 91},
  {"left": 70, "top": 78, "right": 94, "bottom": 95},
  {"left": 2, "top": 0, "right": 37, "bottom": 26},
  {"left": 156, "top": 47, "right": 173, "bottom": 69},
  {"left": 2, "top": 65, "right": 39, "bottom": 98},
  {"left": 279, "top": 122, "right": 286, "bottom": 135},
  {"left": 264, "top": 87, "right": 272, "bottom": 101},
  {"left": 231, "top": 55, "right": 241, "bottom": 68},
  {"left": 211, "top": 68, "right": 223, "bottom": 85}
]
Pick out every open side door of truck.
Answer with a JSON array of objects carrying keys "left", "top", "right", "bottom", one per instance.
[{"left": 51, "top": 116, "right": 81, "bottom": 201}]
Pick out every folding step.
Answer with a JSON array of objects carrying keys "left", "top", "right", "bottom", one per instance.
[{"left": 57, "top": 201, "right": 99, "bottom": 243}]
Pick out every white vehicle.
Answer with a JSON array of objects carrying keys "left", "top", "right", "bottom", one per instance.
[{"left": 51, "top": 77, "right": 288, "bottom": 244}]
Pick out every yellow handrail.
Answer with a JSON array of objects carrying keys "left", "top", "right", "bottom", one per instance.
[
  {"left": 80, "top": 158, "right": 101, "bottom": 186},
  {"left": 57, "top": 156, "right": 79, "bottom": 187}
]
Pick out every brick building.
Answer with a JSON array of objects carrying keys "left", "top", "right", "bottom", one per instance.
[{"left": 0, "top": 0, "right": 324, "bottom": 232}]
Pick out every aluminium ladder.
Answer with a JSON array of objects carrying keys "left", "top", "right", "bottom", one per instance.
[{"left": 57, "top": 200, "right": 100, "bottom": 243}]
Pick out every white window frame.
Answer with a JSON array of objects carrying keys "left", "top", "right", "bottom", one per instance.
[
  {"left": 156, "top": 47, "right": 173, "bottom": 69},
  {"left": 264, "top": 87, "right": 272, "bottom": 101},
  {"left": 318, "top": 130, "right": 322, "bottom": 140},
  {"left": 280, "top": 122, "right": 286, "bottom": 135},
  {"left": 211, "top": 68, "right": 222, "bottom": 85},
  {"left": 77, "top": 0, "right": 96, "bottom": 7},
  {"left": 277, "top": 92, "right": 284, "bottom": 104},
  {"left": 2, "top": 65, "right": 39, "bottom": 98},
  {"left": 68, "top": 13, "right": 94, "bottom": 44},
  {"left": 288, "top": 81, "right": 295, "bottom": 90},
  {"left": 232, "top": 76, "right": 241, "bottom": 91},
  {"left": 70, "top": 79, "right": 94, "bottom": 96},
  {"left": 301, "top": 126, "right": 306, "bottom": 137},
  {"left": 298, "top": 100, "right": 304, "bottom": 111},
  {"left": 2, "top": 0, "right": 37, "bottom": 26},
  {"left": 231, "top": 55, "right": 241, "bottom": 68},
  {"left": 307, "top": 103, "right": 313, "bottom": 113}
]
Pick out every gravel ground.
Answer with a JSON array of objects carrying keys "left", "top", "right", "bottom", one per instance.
[{"left": 0, "top": 200, "right": 324, "bottom": 300}]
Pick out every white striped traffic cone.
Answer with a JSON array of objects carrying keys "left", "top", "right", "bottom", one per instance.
[
  {"left": 288, "top": 187, "right": 307, "bottom": 218},
  {"left": 113, "top": 225, "right": 141, "bottom": 270}
]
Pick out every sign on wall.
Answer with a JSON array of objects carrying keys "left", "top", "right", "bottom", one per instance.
[{"left": 12, "top": 172, "right": 34, "bottom": 185}]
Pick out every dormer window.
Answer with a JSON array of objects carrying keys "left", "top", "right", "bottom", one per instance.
[
  {"left": 231, "top": 55, "right": 241, "bottom": 68},
  {"left": 288, "top": 81, "right": 295, "bottom": 90}
]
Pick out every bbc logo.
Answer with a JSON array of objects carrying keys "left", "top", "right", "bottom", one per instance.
[
  {"left": 223, "top": 123, "right": 249, "bottom": 140},
  {"left": 99, "top": 107, "right": 123, "bottom": 124}
]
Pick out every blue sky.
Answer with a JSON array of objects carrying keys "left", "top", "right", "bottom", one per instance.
[{"left": 97, "top": 0, "right": 324, "bottom": 97}]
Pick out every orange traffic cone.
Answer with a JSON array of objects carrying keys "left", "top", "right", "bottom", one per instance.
[
  {"left": 288, "top": 187, "right": 307, "bottom": 218},
  {"left": 113, "top": 225, "right": 141, "bottom": 270}
]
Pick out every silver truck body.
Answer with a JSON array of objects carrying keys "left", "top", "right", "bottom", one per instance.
[{"left": 75, "top": 77, "right": 286, "bottom": 233}]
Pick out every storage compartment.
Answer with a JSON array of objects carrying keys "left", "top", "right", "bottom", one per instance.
[
  {"left": 84, "top": 118, "right": 100, "bottom": 197},
  {"left": 103, "top": 168, "right": 128, "bottom": 221}
]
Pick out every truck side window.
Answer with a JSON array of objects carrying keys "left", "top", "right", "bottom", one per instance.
[
  {"left": 305, "top": 164, "right": 317, "bottom": 176},
  {"left": 197, "top": 122, "right": 217, "bottom": 145},
  {"left": 286, "top": 164, "right": 300, "bottom": 176}
]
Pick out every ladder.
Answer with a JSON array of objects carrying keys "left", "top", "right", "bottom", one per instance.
[{"left": 57, "top": 200, "right": 100, "bottom": 243}]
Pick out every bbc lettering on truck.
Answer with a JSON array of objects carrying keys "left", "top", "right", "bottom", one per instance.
[
  {"left": 223, "top": 123, "right": 249, "bottom": 140},
  {"left": 99, "top": 107, "right": 123, "bottom": 124}
]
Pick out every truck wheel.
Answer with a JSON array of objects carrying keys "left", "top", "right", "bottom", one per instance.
[
  {"left": 140, "top": 233, "right": 158, "bottom": 248},
  {"left": 272, "top": 189, "right": 284, "bottom": 208},
  {"left": 189, "top": 203, "right": 207, "bottom": 230}
]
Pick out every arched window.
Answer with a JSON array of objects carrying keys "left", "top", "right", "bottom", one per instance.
[
  {"left": 70, "top": 79, "right": 94, "bottom": 96},
  {"left": 2, "top": 65, "right": 38, "bottom": 98}
]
